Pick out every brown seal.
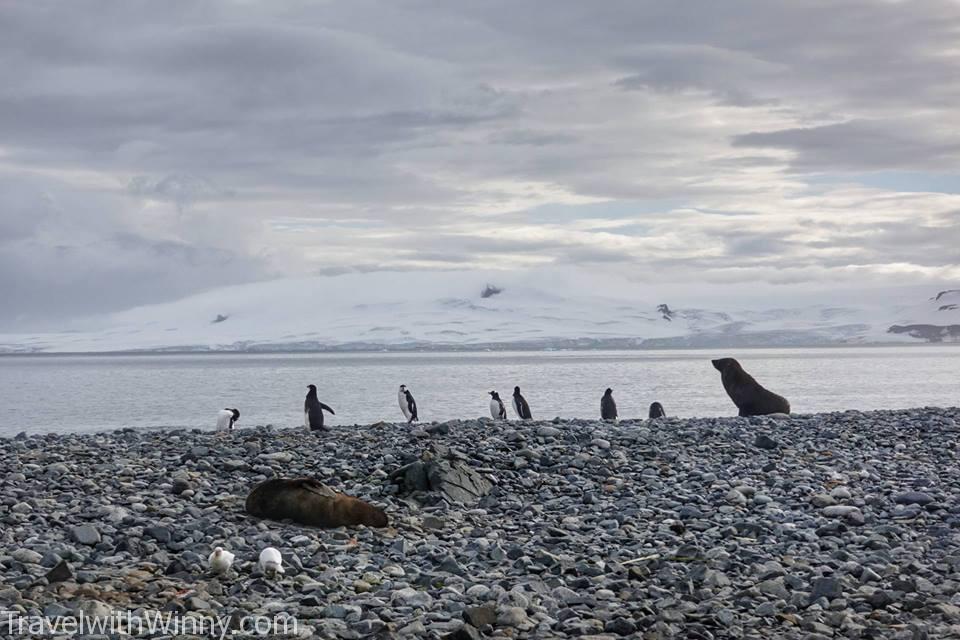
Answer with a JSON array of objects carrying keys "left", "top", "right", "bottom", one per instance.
[
  {"left": 711, "top": 358, "right": 790, "bottom": 417},
  {"left": 245, "top": 478, "right": 388, "bottom": 528}
]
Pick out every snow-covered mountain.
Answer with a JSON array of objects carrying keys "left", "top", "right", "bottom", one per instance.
[{"left": 1, "top": 273, "right": 957, "bottom": 353}]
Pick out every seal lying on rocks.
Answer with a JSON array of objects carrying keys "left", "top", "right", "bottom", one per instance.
[
  {"left": 245, "top": 478, "right": 388, "bottom": 528},
  {"left": 712, "top": 358, "right": 790, "bottom": 416}
]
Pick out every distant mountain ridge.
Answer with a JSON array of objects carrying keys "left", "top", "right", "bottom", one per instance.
[{"left": 0, "top": 275, "right": 957, "bottom": 353}]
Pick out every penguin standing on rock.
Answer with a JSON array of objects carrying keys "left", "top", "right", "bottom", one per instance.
[
  {"left": 489, "top": 391, "right": 507, "bottom": 419},
  {"left": 216, "top": 408, "right": 240, "bottom": 432},
  {"left": 398, "top": 385, "right": 418, "bottom": 423},
  {"left": 304, "top": 385, "right": 335, "bottom": 431},
  {"left": 512, "top": 386, "right": 532, "bottom": 420},
  {"left": 601, "top": 389, "right": 618, "bottom": 421},
  {"left": 649, "top": 402, "right": 666, "bottom": 419}
]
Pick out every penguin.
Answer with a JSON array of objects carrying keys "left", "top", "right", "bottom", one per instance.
[
  {"left": 258, "top": 547, "right": 284, "bottom": 578},
  {"left": 601, "top": 388, "right": 618, "bottom": 421},
  {"left": 398, "top": 385, "right": 418, "bottom": 423},
  {"left": 512, "top": 386, "right": 532, "bottom": 420},
  {"left": 207, "top": 546, "right": 234, "bottom": 574},
  {"left": 304, "top": 385, "right": 335, "bottom": 431},
  {"left": 649, "top": 402, "right": 666, "bottom": 419},
  {"left": 216, "top": 408, "right": 240, "bottom": 432},
  {"left": 489, "top": 391, "right": 507, "bottom": 419}
]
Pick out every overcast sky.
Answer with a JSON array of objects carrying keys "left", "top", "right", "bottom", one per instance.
[{"left": 2, "top": 0, "right": 959, "bottom": 329}]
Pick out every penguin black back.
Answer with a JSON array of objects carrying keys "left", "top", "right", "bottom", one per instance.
[
  {"left": 601, "top": 388, "right": 617, "bottom": 420},
  {"left": 404, "top": 389, "right": 418, "bottom": 422},
  {"left": 512, "top": 386, "right": 532, "bottom": 420},
  {"left": 305, "top": 384, "right": 335, "bottom": 431},
  {"left": 648, "top": 402, "right": 666, "bottom": 419}
]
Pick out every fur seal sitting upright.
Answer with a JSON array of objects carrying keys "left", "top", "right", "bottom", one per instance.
[
  {"left": 245, "top": 477, "right": 388, "bottom": 528},
  {"left": 711, "top": 358, "right": 790, "bottom": 416}
]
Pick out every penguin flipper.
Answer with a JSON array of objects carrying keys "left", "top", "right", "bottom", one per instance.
[{"left": 319, "top": 402, "right": 335, "bottom": 415}]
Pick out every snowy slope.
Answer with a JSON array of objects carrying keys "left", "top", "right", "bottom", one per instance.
[
  {"left": 882, "top": 289, "right": 960, "bottom": 342},
  {"left": 0, "top": 273, "right": 957, "bottom": 353}
]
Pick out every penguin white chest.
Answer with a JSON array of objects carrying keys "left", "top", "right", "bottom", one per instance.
[
  {"left": 216, "top": 409, "right": 233, "bottom": 432},
  {"left": 398, "top": 391, "right": 411, "bottom": 420}
]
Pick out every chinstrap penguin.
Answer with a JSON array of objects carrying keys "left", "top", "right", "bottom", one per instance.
[
  {"left": 304, "top": 385, "right": 336, "bottom": 431},
  {"left": 398, "top": 385, "right": 418, "bottom": 423}
]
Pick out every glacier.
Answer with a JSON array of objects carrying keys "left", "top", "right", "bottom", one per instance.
[{"left": 1, "top": 272, "right": 957, "bottom": 353}]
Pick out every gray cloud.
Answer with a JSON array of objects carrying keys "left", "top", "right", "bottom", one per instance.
[
  {"left": 733, "top": 121, "right": 960, "bottom": 172},
  {"left": 0, "top": 175, "right": 268, "bottom": 329}
]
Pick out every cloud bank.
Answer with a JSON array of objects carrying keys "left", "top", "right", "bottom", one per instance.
[{"left": 1, "top": 0, "right": 958, "bottom": 329}]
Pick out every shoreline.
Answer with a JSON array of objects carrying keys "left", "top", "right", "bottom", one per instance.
[
  {"left": 3, "top": 409, "right": 960, "bottom": 638},
  {"left": 4, "top": 405, "right": 960, "bottom": 440}
]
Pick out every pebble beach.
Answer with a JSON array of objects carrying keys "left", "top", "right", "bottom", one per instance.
[{"left": 2, "top": 408, "right": 960, "bottom": 639}]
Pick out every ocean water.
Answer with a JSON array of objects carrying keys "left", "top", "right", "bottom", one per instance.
[{"left": 0, "top": 347, "right": 957, "bottom": 436}]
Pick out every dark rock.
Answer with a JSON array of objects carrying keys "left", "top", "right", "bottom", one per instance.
[
  {"left": 145, "top": 526, "right": 172, "bottom": 543},
  {"left": 393, "top": 459, "right": 492, "bottom": 504},
  {"left": 605, "top": 617, "right": 637, "bottom": 635},
  {"left": 480, "top": 284, "right": 503, "bottom": 299},
  {"left": 869, "top": 590, "right": 894, "bottom": 609},
  {"left": 754, "top": 434, "right": 778, "bottom": 450},
  {"left": 463, "top": 605, "right": 497, "bottom": 627},
  {"left": 391, "top": 461, "right": 431, "bottom": 492},
  {"left": 427, "top": 460, "right": 493, "bottom": 504},
  {"left": 171, "top": 478, "right": 193, "bottom": 495},
  {"left": 45, "top": 560, "right": 73, "bottom": 584},
  {"left": 426, "top": 423, "right": 451, "bottom": 435},
  {"left": 893, "top": 491, "right": 935, "bottom": 506},
  {"left": 809, "top": 577, "right": 843, "bottom": 604},
  {"left": 446, "top": 624, "right": 482, "bottom": 640}
]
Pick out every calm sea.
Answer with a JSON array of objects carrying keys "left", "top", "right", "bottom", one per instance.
[{"left": 0, "top": 347, "right": 957, "bottom": 436}]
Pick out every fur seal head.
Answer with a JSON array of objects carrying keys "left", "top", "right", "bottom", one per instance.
[
  {"left": 245, "top": 477, "right": 388, "bottom": 529},
  {"left": 711, "top": 358, "right": 737, "bottom": 373}
]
